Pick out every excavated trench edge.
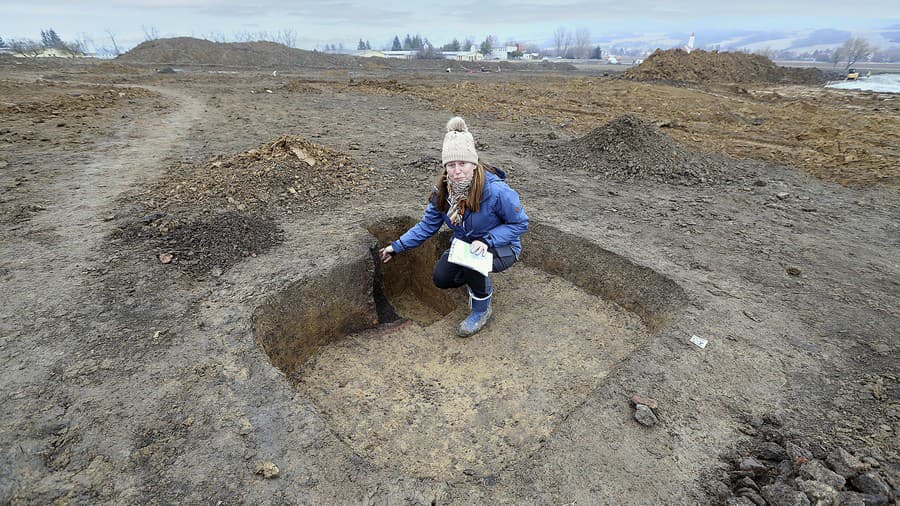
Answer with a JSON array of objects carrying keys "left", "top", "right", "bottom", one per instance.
[{"left": 253, "top": 218, "right": 687, "bottom": 377}]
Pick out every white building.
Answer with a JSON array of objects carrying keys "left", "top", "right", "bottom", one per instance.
[
  {"left": 441, "top": 50, "right": 483, "bottom": 61},
  {"left": 355, "top": 50, "right": 385, "bottom": 58},
  {"left": 488, "top": 46, "right": 518, "bottom": 60},
  {"left": 379, "top": 50, "right": 417, "bottom": 59}
]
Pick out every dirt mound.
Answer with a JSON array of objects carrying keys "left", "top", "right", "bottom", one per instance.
[
  {"left": 141, "top": 135, "right": 371, "bottom": 214},
  {"left": 118, "top": 37, "right": 578, "bottom": 72},
  {"left": 280, "top": 79, "right": 324, "bottom": 94},
  {"left": 624, "top": 49, "right": 825, "bottom": 85},
  {"left": 545, "top": 114, "right": 730, "bottom": 185},
  {"left": 116, "top": 135, "right": 371, "bottom": 276},
  {"left": 116, "top": 211, "right": 283, "bottom": 276},
  {"left": 118, "top": 37, "right": 357, "bottom": 68}
]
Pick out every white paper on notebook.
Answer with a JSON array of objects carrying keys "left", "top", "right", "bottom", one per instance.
[{"left": 448, "top": 238, "right": 493, "bottom": 276}]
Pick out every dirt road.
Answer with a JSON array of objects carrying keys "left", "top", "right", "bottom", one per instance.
[{"left": 1, "top": 60, "right": 897, "bottom": 504}]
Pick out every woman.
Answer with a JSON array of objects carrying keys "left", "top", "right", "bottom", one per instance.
[{"left": 379, "top": 116, "right": 529, "bottom": 337}]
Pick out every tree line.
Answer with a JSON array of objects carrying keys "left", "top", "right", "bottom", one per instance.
[
  {"left": 2, "top": 28, "right": 88, "bottom": 57},
  {"left": 1, "top": 26, "right": 302, "bottom": 58},
  {"left": 2, "top": 27, "right": 892, "bottom": 64},
  {"left": 750, "top": 38, "right": 885, "bottom": 68}
]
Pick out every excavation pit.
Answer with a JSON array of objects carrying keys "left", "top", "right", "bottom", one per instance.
[{"left": 253, "top": 220, "right": 686, "bottom": 479}]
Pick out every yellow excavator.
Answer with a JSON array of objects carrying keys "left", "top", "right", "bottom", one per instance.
[{"left": 846, "top": 68, "right": 860, "bottom": 80}]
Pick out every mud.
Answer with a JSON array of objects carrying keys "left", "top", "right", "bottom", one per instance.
[{"left": 0, "top": 57, "right": 897, "bottom": 505}]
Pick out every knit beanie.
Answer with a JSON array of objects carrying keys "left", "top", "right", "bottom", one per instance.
[{"left": 441, "top": 116, "right": 478, "bottom": 167}]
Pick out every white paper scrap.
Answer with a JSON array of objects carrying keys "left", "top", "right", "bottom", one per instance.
[{"left": 690, "top": 335, "right": 708, "bottom": 349}]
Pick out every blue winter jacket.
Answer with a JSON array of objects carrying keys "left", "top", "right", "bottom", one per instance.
[{"left": 391, "top": 169, "right": 529, "bottom": 258}]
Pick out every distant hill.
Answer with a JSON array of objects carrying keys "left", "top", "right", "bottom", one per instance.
[
  {"left": 589, "top": 25, "right": 900, "bottom": 55},
  {"left": 118, "top": 37, "right": 357, "bottom": 67},
  {"left": 118, "top": 37, "right": 578, "bottom": 71},
  {"left": 788, "top": 29, "right": 852, "bottom": 49}
]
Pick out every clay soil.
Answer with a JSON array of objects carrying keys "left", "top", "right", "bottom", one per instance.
[{"left": 1, "top": 55, "right": 898, "bottom": 505}]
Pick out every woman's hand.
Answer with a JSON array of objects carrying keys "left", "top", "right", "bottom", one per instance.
[
  {"left": 470, "top": 240, "right": 488, "bottom": 256},
  {"left": 379, "top": 245, "right": 395, "bottom": 263}
]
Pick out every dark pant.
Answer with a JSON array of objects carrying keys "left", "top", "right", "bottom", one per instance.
[{"left": 432, "top": 247, "right": 517, "bottom": 298}]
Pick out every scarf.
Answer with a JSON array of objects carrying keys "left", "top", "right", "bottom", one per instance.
[{"left": 446, "top": 177, "right": 471, "bottom": 225}]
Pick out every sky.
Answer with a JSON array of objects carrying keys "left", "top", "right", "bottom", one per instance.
[{"left": 2, "top": 0, "right": 898, "bottom": 52}]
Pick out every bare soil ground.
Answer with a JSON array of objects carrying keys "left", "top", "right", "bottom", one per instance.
[{"left": 1, "top": 55, "right": 898, "bottom": 505}]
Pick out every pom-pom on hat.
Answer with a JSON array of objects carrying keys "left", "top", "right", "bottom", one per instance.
[{"left": 441, "top": 116, "right": 478, "bottom": 167}]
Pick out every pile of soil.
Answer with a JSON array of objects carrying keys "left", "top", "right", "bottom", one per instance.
[
  {"left": 404, "top": 155, "right": 442, "bottom": 173},
  {"left": 118, "top": 37, "right": 578, "bottom": 72},
  {"left": 624, "top": 49, "right": 825, "bottom": 85},
  {"left": 140, "top": 135, "right": 371, "bottom": 214},
  {"left": 115, "top": 135, "right": 370, "bottom": 276},
  {"left": 279, "top": 79, "right": 324, "bottom": 94},
  {"left": 545, "top": 114, "right": 730, "bottom": 185},
  {"left": 118, "top": 37, "right": 358, "bottom": 68},
  {"left": 348, "top": 79, "right": 412, "bottom": 93},
  {"left": 712, "top": 415, "right": 897, "bottom": 505},
  {"left": 117, "top": 211, "right": 283, "bottom": 277}
]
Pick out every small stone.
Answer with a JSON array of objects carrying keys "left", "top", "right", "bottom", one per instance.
[
  {"left": 238, "top": 417, "right": 253, "bottom": 436},
  {"left": 851, "top": 472, "right": 891, "bottom": 497},
  {"left": 762, "top": 482, "right": 811, "bottom": 506},
  {"left": 796, "top": 479, "right": 837, "bottom": 505},
  {"left": 777, "top": 460, "right": 796, "bottom": 482},
  {"left": 828, "top": 447, "right": 868, "bottom": 478},
  {"left": 141, "top": 211, "right": 166, "bottom": 224},
  {"left": 630, "top": 394, "right": 658, "bottom": 410},
  {"left": 762, "top": 413, "right": 784, "bottom": 426},
  {"left": 785, "top": 442, "right": 813, "bottom": 463},
  {"left": 838, "top": 491, "right": 889, "bottom": 506},
  {"left": 860, "top": 456, "right": 880, "bottom": 468},
  {"left": 739, "top": 425, "right": 759, "bottom": 436},
  {"left": 254, "top": 461, "right": 279, "bottom": 479},
  {"left": 634, "top": 404, "right": 658, "bottom": 426},
  {"left": 776, "top": 192, "right": 790, "bottom": 200},
  {"left": 158, "top": 253, "right": 173, "bottom": 264},
  {"left": 738, "top": 489, "right": 767, "bottom": 506},
  {"left": 727, "top": 496, "right": 756, "bottom": 506},
  {"left": 786, "top": 267, "right": 802, "bottom": 276},
  {"left": 736, "top": 476, "right": 760, "bottom": 492},
  {"left": 755, "top": 441, "right": 787, "bottom": 461},
  {"left": 715, "top": 480, "right": 733, "bottom": 500},
  {"left": 800, "top": 460, "right": 846, "bottom": 490},
  {"left": 740, "top": 457, "right": 768, "bottom": 474},
  {"left": 753, "top": 179, "right": 768, "bottom": 187}
]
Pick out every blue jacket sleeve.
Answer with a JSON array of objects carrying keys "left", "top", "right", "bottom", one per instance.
[
  {"left": 485, "top": 185, "right": 528, "bottom": 247},
  {"left": 391, "top": 201, "right": 444, "bottom": 253}
]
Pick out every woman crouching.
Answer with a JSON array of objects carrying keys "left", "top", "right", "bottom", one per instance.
[{"left": 379, "top": 116, "right": 529, "bottom": 337}]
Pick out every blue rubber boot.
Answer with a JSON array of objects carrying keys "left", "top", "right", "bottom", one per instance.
[{"left": 458, "top": 288, "right": 493, "bottom": 337}]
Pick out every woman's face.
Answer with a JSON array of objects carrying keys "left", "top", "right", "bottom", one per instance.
[{"left": 445, "top": 161, "right": 476, "bottom": 183}]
